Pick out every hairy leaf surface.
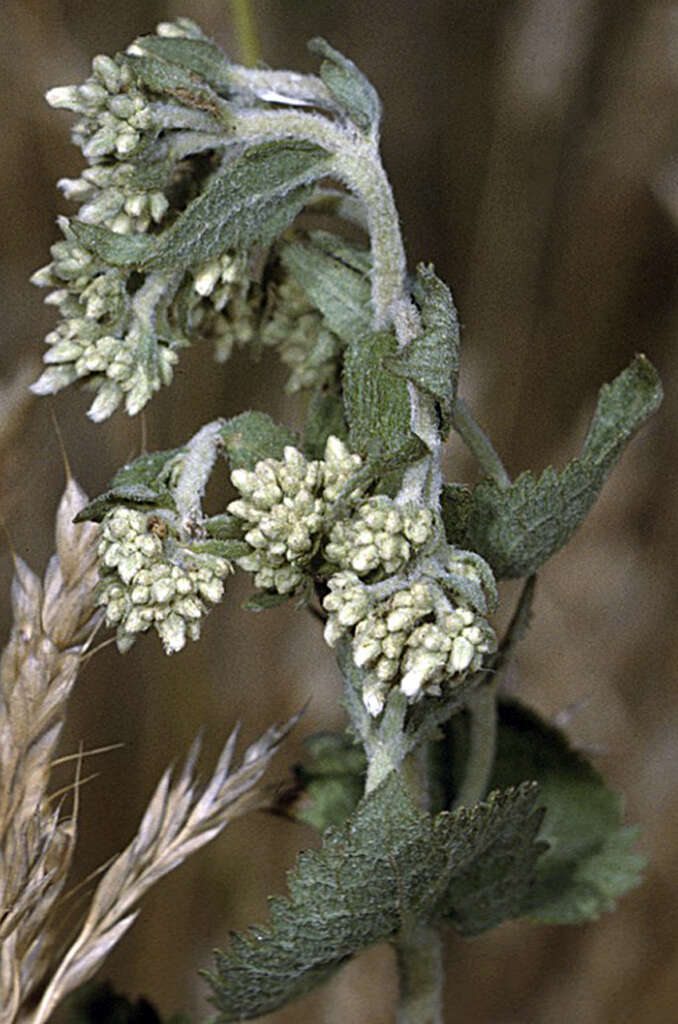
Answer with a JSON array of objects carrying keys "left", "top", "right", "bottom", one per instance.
[
  {"left": 206, "top": 776, "right": 542, "bottom": 1020},
  {"left": 281, "top": 232, "right": 372, "bottom": 344},
  {"left": 343, "top": 330, "right": 419, "bottom": 462},
  {"left": 451, "top": 355, "right": 662, "bottom": 577},
  {"left": 440, "top": 782, "right": 545, "bottom": 935},
  {"left": 219, "top": 411, "right": 298, "bottom": 470},
  {"left": 385, "top": 264, "right": 460, "bottom": 432},
  {"left": 142, "top": 142, "right": 331, "bottom": 272},
  {"left": 75, "top": 449, "right": 182, "bottom": 521},
  {"left": 308, "top": 38, "right": 381, "bottom": 133},
  {"left": 132, "top": 33, "right": 233, "bottom": 91}
]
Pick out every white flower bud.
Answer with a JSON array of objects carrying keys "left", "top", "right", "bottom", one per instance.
[{"left": 449, "top": 635, "right": 475, "bottom": 673}]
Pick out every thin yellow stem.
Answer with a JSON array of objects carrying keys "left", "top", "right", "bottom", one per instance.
[{"left": 230, "top": 0, "right": 262, "bottom": 66}]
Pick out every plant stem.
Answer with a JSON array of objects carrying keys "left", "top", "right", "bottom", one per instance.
[
  {"left": 393, "top": 744, "right": 443, "bottom": 1024},
  {"left": 452, "top": 396, "right": 511, "bottom": 488},
  {"left": 230, "top": 0, "right": 262, "bottom": 66},
  {"left": 395, "top": 922, "right": 443, "bottom": 1024},
  {"left": 452, "top": 681, "right": 498, "bottom": 809}
]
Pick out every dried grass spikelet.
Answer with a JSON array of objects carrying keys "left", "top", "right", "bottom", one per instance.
[
  {"left": 0, "top": 478, "right": 99, "bottom": 1024},
  {"left": 28, "top": 716, "right": 297, "bottom": 1024},
  {"left": 0, "top": 478, "right": 297, "bottom": 1024}
]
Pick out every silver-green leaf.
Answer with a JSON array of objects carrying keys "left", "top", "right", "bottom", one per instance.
[
  {"left": 205, "top": 774, "right": 542, "bottom": 1021},
  {"left": 308, "top": 38, "right": 381, "bottom": 134},
  {"left": 453, "top": 355, "right": 662, "bottom": 578},
  {"left": 142, "top": 141, "right": 331, "bottom": 272}
]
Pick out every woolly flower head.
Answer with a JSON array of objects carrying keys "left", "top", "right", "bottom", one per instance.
[
  {"left": 323, "top": 553, "right": 496, "bottom": 716},
  {"left": 228, "top": 436, "right": 365, "bottom": 594},
  {"left": 325, "top": 496, "right": 434, "bottom": 578},
  {"left": 97, "top": 506, "right": 232, "bottom": 653}
]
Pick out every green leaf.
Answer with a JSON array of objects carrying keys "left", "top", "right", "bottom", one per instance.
[
  {"left": 203, "top": 513, "right": 246, "bottom": 539},
  {"left": 457, "top": 355, "right": 662, "bottom": 578},
  {"left": 142, "top": 142, "right": 331, "bottom": 272},
  {"left": 440, "top": 483, "right": 473, "bottom": 545},
  {"left": 308, "top": 38, "right": 381, "bottom": 133},
  {"left": 385, "top": 264, "right": 460, "bottom": 432},
  {"left": 343, "top": 330, "right": 420, "bottom": 462},
  {"left": 280, "top": 232, "right": 372, "bottom": 344},
  {"left": 489, "top": 700, "right": 645, "bottom": 924},
  {"left": 303, "top": 387, "right": 349, "bottom": 459},
  {"left": 219, "top": 411, "right": 298, "bottom": 470},
  {"left": 132, "top": 33, "right": 233, "bottom": 91},
  {"left": 126, "top": 54, "right": 226, "bottom": 119},
  {"left": 439, "top": 783, "right": 545, "bottom": 936},
  {"left": 205, "top": 775, "right": 542, "bottom": 1020},
  {"left": 287, "top": 732, "right": 366, "bottom": 831},
  {"left": 241, "top": 591, "right": 292, "bottom": 612},
  {"left": 69, "top": 221, "right": 153, "bottom": 268},
  {"left": 74, "top": 448, "right": 181, "bottom": 521},
  {"left": 188, "top": 539, "right": 250, "bottom": 560}
]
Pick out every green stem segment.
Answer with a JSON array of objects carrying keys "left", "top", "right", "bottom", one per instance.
[
  {"left": 453, "top": 681, "right": 499, "bottom": 809},
  {"left": 453, "top": 396, "right": 511, "bottom": 489},
  {"left": 395, "top": 923, "right": 443, "bottom": 1024}
]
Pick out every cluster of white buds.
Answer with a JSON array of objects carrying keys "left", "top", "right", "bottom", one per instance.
[
  {"left": 33, "top": 311, "right": 178, "bottom": 421},
  {"left": 228, "top": 437, "right": 365, "bottom": 594},
  {"left": 186, "top": 252, "right": 258, "bottom": 363},
  {"left": 46, "top": 56, "right": 154, "bottom": 163},
  {"left": 97, "top": 507, "right": 231, "bottom": 653},
  {"left": 323, "top": 556, "right": 496, "bottom": 716},
  {"left": 31, "top": 215, "right": 181, "bottom": 419},
  {"left": 325, "top": 496, "right": 434, "bottom": 577},
  {"left": 260, "top": 278, "right": 341, "bottom": 393}
]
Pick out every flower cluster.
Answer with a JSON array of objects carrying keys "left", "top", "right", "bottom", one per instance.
[
  {"left": 323, "top": 555, "right": 496, "bottom": 715},
  {"left": 228, "top": 437, "right": 365, "bottom": 594},
  {"left": 45, "top": 55, "right": 155, "bottom": 164},
  {"left": 187, "top": 253, "right": 258, "bottom": 364},
  {"left": 97, "top": 507, "right": 231, "bottom": 653},
  {"left": 325, "top": 496, "right": 434, "bottom": 577},
  {"left": 259, "top": 277, "right": 341, "bottom": 393},
  {"left": 31, "top": 226, "right": 180, "bottom": 420}
]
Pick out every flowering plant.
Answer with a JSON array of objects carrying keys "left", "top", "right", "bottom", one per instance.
[{"left": 3, "top": 15, "right": 663, "bottom": 1024}]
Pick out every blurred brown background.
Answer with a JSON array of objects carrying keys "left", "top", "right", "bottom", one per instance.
[{"left": 1, "top": 1, "right": 676, "bottom": 1022}]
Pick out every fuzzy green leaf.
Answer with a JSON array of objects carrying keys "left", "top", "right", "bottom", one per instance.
[
  {"left": 385, "top": 264, "right": 460, "bottom": 431},
  {"left": 457, "top": 355, "right": 662, "bottom": 578},
  {"left": 308, "top": 38, "right": 381, "bottom": 133},
  {"left": 188, "top": 538, "right": 250, "bottom": 559},
  {"left": 203, "top": 513, "right": 246, "bottom": 539},
  {"left": 132, "top": 33, "right": 233, "bottom": 91},
  {"left": 126, "top": 54, "right": 226, "bottom": 118},
  {"left": 219, "top": 411, "right": 298, "bottom": 470},
  {"left": 142, "top": 142, "right": 331, "bottom": 272},
  {"left": 241, "top": 591, "right": 292, "bottom": 612},
  {"left": 74, "top": 449, "right": 181, "bottom": 521},
  {"left": 205, "top": 775, "right": 542, "bottom": 1020},
  {"left": 489, "top": 701, "right": 645, "bottom": 924},
  {"left": 281, "top": 232, "right": 372, "bottom": 344},
  {"left": 343, "top": 330, "right": 421, "bottom": 462},
  {"left": 69, "top": 221, "right": 153, "bottom": 268},
  {"left": 440, "top": 784, "right": 545, "bottom": 935}
]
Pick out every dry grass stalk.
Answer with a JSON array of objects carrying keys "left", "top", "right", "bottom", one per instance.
[
  {"left": 0, "top": 479, "right": 297, "bottom": 1024},
  {"left": 28, "top": 716, "right": 297, "bottom": 1024},
  {"left": 0, "top": 478, "right": 99, "bottom": 1024}
]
